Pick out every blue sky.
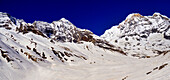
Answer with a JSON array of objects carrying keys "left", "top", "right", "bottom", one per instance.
[{"left": 0, "top": 0, "right": 169, "bottom": 35}]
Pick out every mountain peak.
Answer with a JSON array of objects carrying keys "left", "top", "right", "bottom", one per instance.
[
  {"left": 0, "top": 12, "right": 10, "bottom": 20},
  {"left": 59, "top": 18, "right": 71, "bottom": 23},
  {"left": 153, "top": 12, "right": 161, "bottom": 16},
  {"left": 121, "top": 13, "right": 145, "bottom": 25},
  {"left": 0, "top": 12, "right": 8, "bottom": 16},
  {"left": 126, "top": 13, "right": 144, "bottom": 19},
  {"left": 60, "top": 18, "right": 68, "bottom": 21}
]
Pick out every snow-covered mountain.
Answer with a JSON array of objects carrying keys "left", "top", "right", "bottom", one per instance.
[
  {"left": 102, "top": 13, "right": 170, "bottom": 58},
  {"left": 0, "top": 12, "right": 170, "bottom": 80}
]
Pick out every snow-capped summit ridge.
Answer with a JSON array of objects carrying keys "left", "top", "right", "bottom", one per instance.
[
  {"left": 125, "top": 13, "right": 144, "bottom": 20},
  {"left": 0, "top": 12, "right": 97, "bottom": 43},
  {"left": 0, "top": 11, "right": 169, "bottom": 58},
  {"left": 152, "top": 12, "right": 167, "bottom": 17},
  {"left": 60, "top": 18, "right": 69, "bottom": 22},
  {"left": 57, "top": 17, "right": 73, "bottom": 26},
  {"left": 153, "top": 12, "right": 161, "bottom": 16}
]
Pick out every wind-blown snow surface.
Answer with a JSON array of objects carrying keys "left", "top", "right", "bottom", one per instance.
[{"left": 0, "top": 12, "right": 170, "bottom": 80}]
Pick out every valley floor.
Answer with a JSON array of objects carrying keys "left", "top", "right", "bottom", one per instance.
[{"left": 19, "top": 53, "right": 170, "bottom": 80}]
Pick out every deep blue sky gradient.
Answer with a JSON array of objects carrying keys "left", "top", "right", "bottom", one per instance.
[{"left": 0, "top": 0, "right": 169, "bottom": 35}]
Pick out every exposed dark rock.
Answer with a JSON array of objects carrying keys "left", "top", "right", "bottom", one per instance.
[
  {"left": 74, "top": 54, "right": 87, "bottom": 60},
  {"left": 42, "top": 52, "right": 47, "bottom": 59},
  {"left": 153, "top": 67, "right": 158, "bottom": 70},
  {"left": 33, "top": 48, "right": 41, "bottom": 56},
  {"left": 0, "top": 49, "right": 14, "bottom": 62},
  {"left": 122, "top": 76, "right": 128, "bottom": 80},
  {"left": 146, "top": 71, "right": 152, "bottom": 75},
  {"left": 52, "top": 49, "right": 64, "bottom": 62},
  {"left": 16, "top": 25, "right": 47, "bottom": 38},
  {"left": 159, "top": 63, "right": 168, "bottom": 70},
  {"left": 64, "top": 51, "right": 73, "bottom": 57},
  {"left": 141, "top": 35, "right": 147, "bottom": 38},
  {"left": 24, "top": 52, "right": 44, "bottom": 62},
  {"left": 26, "top": 46, "right": 31, "bottom": 50}
]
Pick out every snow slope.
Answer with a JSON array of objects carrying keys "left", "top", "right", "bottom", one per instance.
[{"left": 0, "top": 12, "right": 170, "bottom": 80}]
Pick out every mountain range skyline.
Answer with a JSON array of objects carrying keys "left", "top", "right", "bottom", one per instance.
[
  {"left": 0, "top": 11, "right": 169, "bottom": 80},
  {"left": 0, "top": 0, "right": 169, "bottom": 35},
  {"left": 0, "top": 12, "right": 168, "bottom": 36}
]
